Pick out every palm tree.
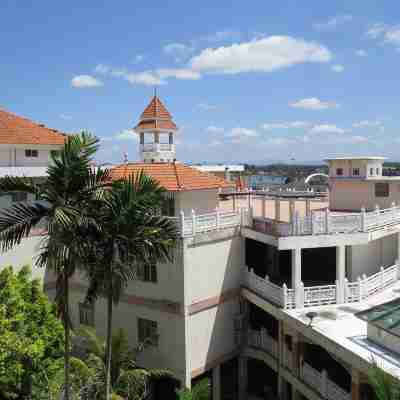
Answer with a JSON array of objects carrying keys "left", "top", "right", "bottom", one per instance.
[
  {"left": 176, "top": 379, "right": 211, "bottom": 400},
  {"left": 74, "top": 326, "right": 171, "bottom": 399},
  {"left": 369, "top": 361, "right": 400, "bottom": 400},
  {"left": 0, "top": 132, "right": 110, "bottom": 400},
  {"left": 83, "top": 172, "right": 178, "bottom": 400}
]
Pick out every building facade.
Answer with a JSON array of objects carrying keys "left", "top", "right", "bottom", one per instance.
[{"left": 2, "top": 101, "right": 400, "bottom": 400}]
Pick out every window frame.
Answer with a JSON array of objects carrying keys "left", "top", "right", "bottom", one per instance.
[
  {"left": 375, "top": 182, "right": 389, "bottom": 198},
  {"left": 137, "top": 262, "right": 158, "bottom": 283},
  {"left": 25, "top": 149, "right": 39, "bottom": 158},
  {"left": 336, "top": 168, "right": 343, "bottom": 176},
  {"left": 138, "top": 317, "right": 158, "bottom": 347},
  {"left": 352, "top": 168, "right": 360, "bottom": 176}
]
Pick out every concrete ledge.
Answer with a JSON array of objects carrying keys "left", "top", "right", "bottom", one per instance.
[{"left": 186, "top": 226, "right": 240, "bottom": 246}]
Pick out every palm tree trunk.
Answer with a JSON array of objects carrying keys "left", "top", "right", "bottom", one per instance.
[
  {"left": 105, "top": 277, "right": 113, "bottom": 400},
  {"left": 64, "top": 273, "right": 70, "bottom": 400}
]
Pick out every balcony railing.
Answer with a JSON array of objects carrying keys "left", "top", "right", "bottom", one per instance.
[
  {"left": 247, "top": 328, "right": 278, "bottom": 358},
  {"left": 141, "top": 143, "right": 174, "bottom": 152},
  {"left": 300, "top": 361, "right": 351, "bottom": 400},
  {"left": 173, "top": 209, "right": 241, "bottom": 237},
  {"left": 245, "top": 204, "right": 400, "bottom": 237},
  {"left": 244, "top": 263, "right": 400, "bottom": 309}
]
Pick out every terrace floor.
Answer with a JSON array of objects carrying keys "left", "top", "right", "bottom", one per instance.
[{"left": 284, "top": 281, "right": 400, "bottom": 379}]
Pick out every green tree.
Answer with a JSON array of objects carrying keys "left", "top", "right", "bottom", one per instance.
[
  {"left": 0, "top": 132, "right": 110, "bottom": 400},
  {"left": 176, "top": 379, "right": 211, "bottom": 400},
  {"left": 83, "top": 173, "right": 178, "bottom": 400},
  {"left": 369, "top": 361, "right": 400, "bottom": 400},
  {"left": 0, "top": 265, "right": 64, "bottom": 399},
  {"left": 75, "top": 326, "right": 171, "bottom": 399}
]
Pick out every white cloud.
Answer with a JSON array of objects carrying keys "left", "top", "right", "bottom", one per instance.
[
  {"left": 197, "top": 103, "right": 219, "bottom": 111},
  {"left": 189, "top": 36, "right": 332, "bottom": 74},
  {"left": 206, "top": 126, "right": 224, "bottom": 134},
  {"left": 261, "top": 121, "right": 310, "bottom": 130},
  {"left": 367, "top": 23, "right": 400, "bottom": 45},
  {"left": 352, "top": 120, "right": 382, "bottom": 128},
  {"left": 314, "top": 15, "right": 353, "bottom": 30},
  {"left": 115, "top": 129, "right": 139, "bottom": 141},
  {"left": 200, "top": 30, "right": 241, "bottom": 42},
  {"left": 227, "top": 127, "right": 259, "bottom": 138},
  {"left": 290, "top": 97, "right": 339, "bottom": 110},
  {"left": 157, "top": 68, "right": 201, "bottom": 80},
  {"left": 348, "top": 135, "right": 369, "bottom": 143},
  {"left": 331, "top": 64, "right": 344, "bottom": 72},
  {"left": 266, "top": 137, "right": 295, "bottom": 146},
  {"left": 94, "top": 64, "right": 199, "bottom": 85},
  {"left": 355, "top": 49, "right": 367, "bottom": 57},
  {"left": 59, "top": 114, "right": 72, "bottom": 120},
  {"left": 134, "top": 54, "right": 144, "bottom": 63},
  {"left": 71, "top": 75, "right": 103, "bottom": 88},
  {"left": 163, "top": 42, "right": 194, "bottom": 61},
  {"left": 310, "top": 124, "right": 346, "bottom": 134}
]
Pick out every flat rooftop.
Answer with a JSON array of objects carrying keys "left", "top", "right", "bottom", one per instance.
[
  {"left": 284, "top": 282, "right": 400, "bottom": 379},
  {"left": 325, "top": 156, "right": 386, "bottom": 161}
]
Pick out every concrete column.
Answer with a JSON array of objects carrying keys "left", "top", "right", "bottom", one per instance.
[
  {"left": 213, "top": 364, "right": 221, "bottom": 400},
  {"left": 275, "top": 199, "right": 281, "bottom": 221},
  {"left": 336, "top": 245, "right": 346, "bottom": 303},
  {"left": 351, "top": 369, "right": 361, "bottom": 400},
  {"left": 292, "top": 334, "right": 300, "bottom": 378},
  {"left": 238, "top": 356, "right": 247, "bottom": 400},
  {"left": 233, "top": 195, "right": 236, "bottom": 211},
  {"left": 291, "top": 248, "right": 302, "bottom": 289},
  {"left": 289, "top": 200, "right": 296, "bottom": 223},
  {"left": 262, "top": 196, "right": 267, "bottom": 219},
  {"left": 306, "top": 199, "right": 311, "bottom": 217}
]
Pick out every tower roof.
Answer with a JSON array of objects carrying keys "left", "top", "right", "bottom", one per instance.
[{"left": 135, "top": 95, "right": 177, "bottom": 131}]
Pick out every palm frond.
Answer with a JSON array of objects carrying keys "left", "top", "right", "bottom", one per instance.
[
  {"left": 369, "top": 360, "right": 400, "bottom": 400},
  {"left": 0, "top": 175, "right": 39, "bottom": 196},
  {"left": 0, "top": 202, "right": 48, "bottom": 252}
]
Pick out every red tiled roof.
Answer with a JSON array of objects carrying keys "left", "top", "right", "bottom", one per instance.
[
  {"left": 135, "top": 120, "right": 177, "bottom": 130},
  {"left": 135, "top": 96, "right": 177, "bottom": 131},
  {"left": 110, "top": 162, "right": 235, "bottom": 192},
  {"left": 0, "top": 108, "right": 66, "bottom": 145}
]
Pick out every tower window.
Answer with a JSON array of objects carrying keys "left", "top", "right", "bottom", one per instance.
[
  {"left": 336, "top": 168, "right": 343, "bottom": 176},
  {"left": 352, "top": 168, "right": 360, "bottom": 176}
]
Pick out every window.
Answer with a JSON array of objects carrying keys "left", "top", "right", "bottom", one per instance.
[
  {"left": 336, "top": 168, "right": 343, "bottom": 176},
  {"left": 370, "top": 168, "right": 374, "bottom": 176},
  {"left": 138, "top": 318, "right": 158, "bottom": 346},
  {"left": 11, "top": 192, "right": 27, "bottom": 202},
  {"left": 161, "top": 197, "right": 175, "bottom": 216},
  {"left": 375, "top": 183, "right": 389, "bottom": 198},
  {"left": 79, "top": 302, "right": 94, "bottom": 326},
  {"left": 25, "top": 149, "right": 38, "bottom": 158},
  {"left": 376, "top": 168, "right": 380, "bottom": 175},
  {"left": 352, "top": 168, "right": 360, "bottom": 176},
  {"left": 137, "top": 263, "right": 157, "bottom": 283}
]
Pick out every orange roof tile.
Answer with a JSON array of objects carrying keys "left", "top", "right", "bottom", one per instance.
[
  {"left": 0, "top": 108, "right": 67, "bottom": 145},
  {"left": 135, "top": 96, "right": 177, "bottom": 131},
  {"left": 135, "top": 120, "right": 177, "bottom": 131},
  {"left": 110, "top": 162, "right": 235, "bottom": 192}
]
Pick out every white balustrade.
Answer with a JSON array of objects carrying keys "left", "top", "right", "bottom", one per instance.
[
  {"left": 244, "top": 263, "right": 400, "bottom": 309},
  {"left": 300, "top": 362, "right": 350, "bottom": 400},
  {"left": 175, "top": 210, "right": 241, "bottom": 237}
]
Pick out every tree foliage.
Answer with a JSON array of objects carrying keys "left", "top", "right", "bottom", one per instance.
[
  {"left": 369, "top": 360, "right": 400, "bottom": 400},
  {"left": 176, "top": 379, "right": 211, "bottom": 400},
  {"left": 0, "top": 265, "right": 64, "bottom": 399}
]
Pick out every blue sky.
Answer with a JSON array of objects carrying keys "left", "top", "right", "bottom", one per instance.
[{"left": 2, "top": 1, "right": 400, "bottom": 164}]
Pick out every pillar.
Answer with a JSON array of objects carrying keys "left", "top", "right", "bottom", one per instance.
[
  {"left": 336, "top": 245, "right": 346, "bottom": 303},
  {"left": 140, "top": 132, "right": 144, "bottom": 145},
  {"left": 351, "top": 369, "right": 361, "bottom": 400},
  {"left": 238, "top": 356, "right": 247, "bottom": 400},
  {"left": 397, "top": 232, "right": 400, "bottom": 261},
  {"left": 306, "top": 199, "right": 311, "bottom": 217},
  {"left": 275, "top": 199, "right": 281, "bottom": 221},
  {"left": 289, "top": 200, "right": 296, "bottom": 223},
  {"left": 262, "top": 196, "right": 267, "bottom": 219},
  {"left": 213, "top": 364, "right": 221, "bottom": 400},
  {"left": 233, "top": 195, "right": 236, "bottom": 211},
  {"left": 292, "top": 248, "right": 302, "bottom": 307},
  {"left": 292, "top": 333, "right": 301, "bottom": 378}
]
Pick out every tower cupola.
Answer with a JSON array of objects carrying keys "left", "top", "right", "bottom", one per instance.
[{"left": 134, "top": 94, "right": 178, "bottom": 163}]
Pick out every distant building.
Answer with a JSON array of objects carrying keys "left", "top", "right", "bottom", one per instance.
[
  {"left": 248, "top": 174, "right": 288, "bottom": 189},
  {"left": 192, "top": 164, "right": 244, "bottom": 181}
]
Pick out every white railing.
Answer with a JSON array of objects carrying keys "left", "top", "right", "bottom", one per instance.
[
  {"left": 247, "top": 328, "right": 278, "bottom": 358},
  {"left": 300, "top": 361, "right": 350, "bottom": 400},
  {"left": 141, "top": 143, "right": 174, "bottom": 152},
  {"left": 244, "top": 263, "right": 400, "bottom": 309},
  {"left": 249, "top": 204, "right": 400, "bottom": 237},
  {"left": 244, "top": 269, "right": 295, "bottom": 309},
  {"left": 176, "top": 209, "right": 241, "bottom": 237}
]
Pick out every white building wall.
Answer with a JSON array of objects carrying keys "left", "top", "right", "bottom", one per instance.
[
  {"left": 176, "top": 189, "right": 219, "bottom": 215},
  {"left": 348, "top": 233, "right": 398, "bottom": 280},
  {"left": 0, "top": 144, "right": 62, "bottom": 167}
]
